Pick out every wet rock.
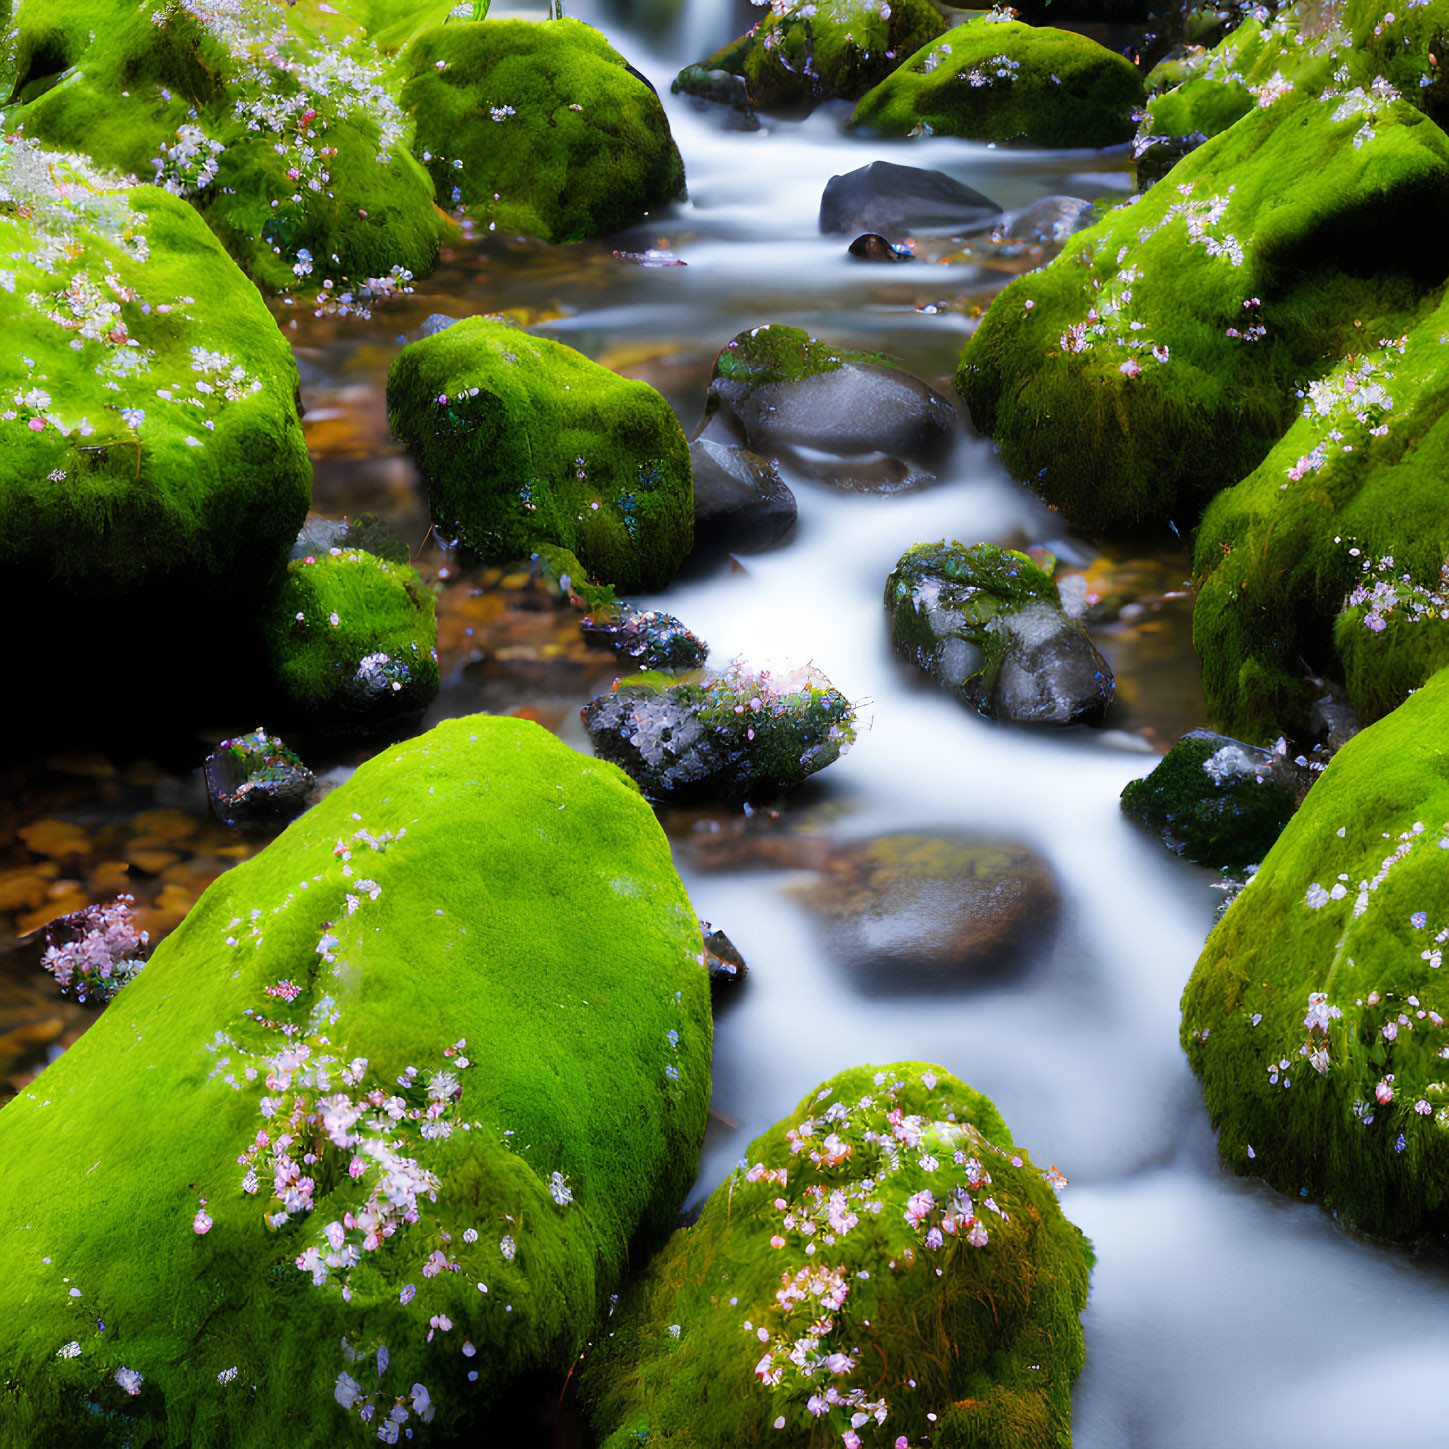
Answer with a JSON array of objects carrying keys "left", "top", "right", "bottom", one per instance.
[
  {"left": 40, "top": 895, "right": 150, "bottom": 1004},
  {"left": 582, "top": 663, "right": 856, "bottom": 803},
  {"left": 1133, "top": 131, "right": 1207, "bottom": 191},
  {"left": 673, "top": 65, "right": 754, "bottom": 111},
  {"left": 389, "top": 319, "right": 693, "bottom": 591},
  {"left": 580, "top": 609, "right": 709, "bottom": 671},
  {"left": 702, "top": 927, "right": 748, "bottom": 986},
  {"left": 690, "top": 438, "right": 797, "bottom": 553},
  {"left": 612, "top": 248, "right": 687, "bottom": 267},
  {"left": 848, "top": 232, "right": 915, "bottom": 262},
  {"left": 819, "top": 160, "right": 1001, "bottom": 237},
  {"left": 992, "top": 195, "right": 1097, "bottom": 247},
  {"left": 1121, "top": 730, "right": 1301, "bottom": 869},
  {"left": 886, "top": 541, "right": 1114, "bottom": 726},
  {"left": 1307, "top": 679, "right": 1361, "bottom": 755},
  {"left": 204, "top": 727, "right": 317, "bottom": 831},
  {"left": 583, "top": 1063, "right": 1093, "bottom": 1449},
  {"left": 791, "top": 833, "right": 1058, "bottom": 991},
  {"left": 419, "top": 313, "right": 462, "bottom": 338},
  {"left": 699, "top": 324, "right": 956, "bottom": 493}
]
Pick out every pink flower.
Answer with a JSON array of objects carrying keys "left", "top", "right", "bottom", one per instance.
[
  {"left": 27, "top": 418, "right": 45, "bottom": 432},
  {"left": 843, "top": 1433, "right": 861, "bottom": 1449},
  {"left": 192, "top": 1210, "right": 212, "bottom": 1235},
  {"left": 1376, "top": 1079, "right": 1394, "bottom": 1105},
  {"left": 1118, "top": 358, "right": 1141, "bottom": 378}
]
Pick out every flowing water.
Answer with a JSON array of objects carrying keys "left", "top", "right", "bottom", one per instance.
[{"left": 5, "top": 1, "right": 1449, "bottom": 1442}]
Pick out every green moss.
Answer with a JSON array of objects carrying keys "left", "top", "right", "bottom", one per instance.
[
  {"left": 956, "top": 90, "right": 1449, "bottom": 535},
  {"left": 399, "top": 19, "right": 686, "bottom": 243},
  {"left": 8, "top": 0, "right": 447, "bottom": 291},
  {"left": 261, "top": 548, "right": 440, "bottom": 730},
  {"left": 849, "top": 18, "right": 1143, "bottom": 147},
  {"left": 1181, "top": 668, "right": 1449, "bottom": 1242},
  {"left": 0, "top": 715, "right": 712, "bottom": 1444},
  {"left": 0, "top": 141, "right": 310, "bottom": 634},
  {"left": 387, "top": 318, "right": 693, "bottom": 592},
  {"left": 710, "top": 322, "right": 896, "bottom": 388},
  {"left": 1335, "top": 590, "right": 1449, "bottom": 728},
  {"left": 1193, "top": 288, "right": 1449, "bottom": 739},
  {"left": 1349, "top": 0, "right": 1449, "bottom": 130},
  {"left": 583, "top": 1062, "right": 1093, "bottom": 1449},
  {"left": 672, "top": 0, "right": 943, "bottom": 117}
]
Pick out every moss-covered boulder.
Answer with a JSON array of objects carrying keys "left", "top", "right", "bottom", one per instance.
[
  {"left": 7, "top": 0, "right": 446, "bottom": 292},
  {"left": 849, "top": 18, "right": 1143, "bottom": 146},
  {"left": 387, "top": 318, "right": 693, "bottom": 592},
  {"left": 1182, "top": 667, "right": 1449, "bottom": 1242},
  {"left": 1121, "top": 729, "right": 1300, "bottom": 869},
  {"left": 672, "top": 0, "right": 943, "bottom": 118},
  {"left": 582, "top": 663, "right": 856, "bottom": 803},
  {"left": 204, "top": 727, "right": 316, "bottom": 831},
  {"left": 399, "top": 19, "right": 686, "bottom": 243},
  {"left": 956, "top": 89, "right": 1449, "bottom": 535},
  {"left": 0, "top": 715, "right": 712, "bottom": 1444},
  {"left": 886, "top": 542, "right": 1114, "bottom": 725},
  {"left": 0, "top": 140, "right": 310, "bottom": 660},
  {"left": 261, "top": 547, "right": 440, "bottom": 731},
  {"left": 583, "top": 1062, "right": 1093, "bottom": 1449}
]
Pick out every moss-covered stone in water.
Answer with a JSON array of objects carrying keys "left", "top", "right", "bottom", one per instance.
[
  {"left": 710, "top": 322, "right": 893, "bottom": 388},
  {"left": 1192, "top": 289, "right": 1449, "bottom": 740},
  {"left": 0, "top": 715, "right": 712, "bottom": 1444},
  {"left": 400, "top": 19, "right": 686, "bottom": 243},
  {"left": 671, "top": 0, "right": 943, "bottom": 117},
  {"left": 955, "top": 90, "right": 1449, "bottom": 535},
  {"left": 582, "top": 1062, "right": 1093, "bottom": 1449},
  {"left": 849, "top": 18, "right": 1143, "bottom": 146},
  {"left": 1121, "top": 730, "right": 1298, "bottom": 869},
  {"left": 8, "top": 0, "right": 446, "bottom": 293},
  {"left": 1181, "top": 668, "right": 1449, "bottom": 1242},
  {"left": 204, "top": 726, "right": 316, "bottom": 830},
  {"left": 0, "top": 140, "right": 310, "bottom": 648},
  {"left": 387, "top": 319, "right": 693, "bottom": 592},
  {"left": 261, "top": 548, "right": 440, "bottom": 731}
]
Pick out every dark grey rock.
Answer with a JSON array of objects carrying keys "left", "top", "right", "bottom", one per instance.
[
  {"left": 703, "top": 928, "right": 748, "bottom": 986},
  {"left": 819, "top": 160, "right": 1001, "bottom": 238},
  {"left": 690, "top": 438, "right": 797, "bottom": 552},
  {"left": 419, "top": 313, "right": 461, "bottom": 338},
  {"left": 580, "top": 608, "right": 709, "bottom": 670},
  {"left": 848, "top": 232, "right": 915, "bottom": 262},
  {"left": 205, "top": 726, "right": 316, "bottom": 830},
  {"left": 992, "top": 196, "right": 1097, "bottom": 247},
  {"left": 990, "top": 609, "right": 1115, "bottom": 726}
]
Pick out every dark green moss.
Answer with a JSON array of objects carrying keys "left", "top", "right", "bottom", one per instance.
[
  {"left": 849, "top": 18, "right": 1143, "bottom": 146},
  {"left": 400, "top": 19, "right": 686, "bottom": 243},
  {"left": 583, "top": 1062, "right": 1093, "bottom": 1449},
  {"left": 387, "top": 318, "right": 693, "bottom": 592},
  {"left": 1182, "top": 668, "right": 1449, "bottom": 1242}
]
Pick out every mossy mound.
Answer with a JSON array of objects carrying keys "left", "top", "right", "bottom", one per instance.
[
  {"left": 583, "top": 1062, "right": 1093, "bottom": 1449},
  {"left": 8, "top": 0, "right": 446, "bottom": 292},
  {"left": 672, "top": 0, "right": 943, "bottom": 117},
  {"left": 1192, "top": 289, "right": 1449, "bottom": 740},
  {"left": 1121, "top": 730, "right": 1298, "bottom": 869},
  {"left": 261, "top": 547, "right": 440, "bottom": 731},
  {"left": 956, "top": 89, "right": 1449, "bottom": 535},
  {"left": 849, "top": 18, "right": 1143, "bottom": 147},
  {"left": 1182, "top": 668, "right": 1449, "bottom": 1242},
  {"left": 387, "top": 319, "right": 693, "bottom": 592},
  {"left": 399, "top": 19, "right": 686, "bottom": 243},
  {"left": 0, "top": 715, "right": 712, "bottom": 1444},
  {"left": 0, "top": 140, "right": 309, "bottom": 652}
]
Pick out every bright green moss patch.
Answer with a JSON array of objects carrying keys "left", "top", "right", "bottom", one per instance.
[
  {"left": 956, "top": 90, "right": 1449, "bottom": 535},
  {"left": 583, "top": 1062, "right": 1092, "bottom": 1449},
  {"left": 849, "top": 18, "right": 1143, "bottom": 146},
  {"left": 1193, "top": 289, "right": 1449, "bottom": 739},
  {"left": 672, "top": 0, "right": 943, "bottom": 117},
  {"left": 0, "top": 715, "right": 712, "bottom": 1444},
  {"left": 1182, "top": 669, "right": 1449, "bottom": 1242},
  {"left": 0, "top": 140, "right": 309, "bottom": 633},
  {"left": 387, "top": 318, "right": 693, "bottom": 592},
  {"left": 710, "top": 322, "right": 897, "bottom": 387},
  {"left": 400, "top": 19, "right": 686, "bottom": 243},
  {"left": 261, "top": 547, "right": 440, "bottom": 730}
]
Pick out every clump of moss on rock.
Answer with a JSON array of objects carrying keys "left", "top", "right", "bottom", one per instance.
[
  {"left": 387, "top": 318, "right": 693, "bottom": 592},
  {"left": 261, "top": 547, "right": 439, "bottom": 731},
  {"left": 400, "top": 19, "right": 686, "bottom": 243},
  {"left": 1182, "top": 667, "right": 1449, "bottom": 1242},
  {"left": 849, "top": 17, "right": 1143, "bottom": 146},
  {"left": 0, "top": 715, "right": 712, "bottom": 1445},
  {"left": 583, "top": 1062, "right": 1093, "bottom": 1449},
  {"left": 955, "top": 89, "right": 1449, "bottom": 535},
  {"left": 672, "top": 0, "right": 943, "bottom": 117}
]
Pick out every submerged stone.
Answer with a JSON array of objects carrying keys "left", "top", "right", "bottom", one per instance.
[
  {"left": 818, "top": 159, "right": 1001, "bottom": 238},
  {"left": 848, "top": 232, "right": 915, "bottom": 262},
  {"left": 204, "top": 727, "right": 317, "bottom": 831},
  {"left": 1182, "top": 667, "right": 1449, "bottom": 1242},
  {"left": 400, "top": 19, "right": 686, "bottom": 243},
  {"left": 579, "top": 608, "right": 709, "bottom": 671},
  {"left": 849, "top": 18, "right": 1144, "bottom": 147},
  {"left": 0, "top": 716, "right": 712, "bottom": 1442},
  {"left": 886, "top": 542, "right": 1114, "bottom": 726},
  {"left": 388, "top": 319, "right": 693, "bottom": 591},
  {"left": 689, "top": 438, "right": 797, "bottom": 553},
  {"left": 581, "top": 663, "right": 856, "bottom": 803},
  {"left": 583, "top": 1062, "right": 1093, "bottom": 1449},
  {"left": 1121, "top": 730, "right": 1300, "bottom": 870},
  {"left": 992, "top": 195, "right": 1097, "bottom": 247}
]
